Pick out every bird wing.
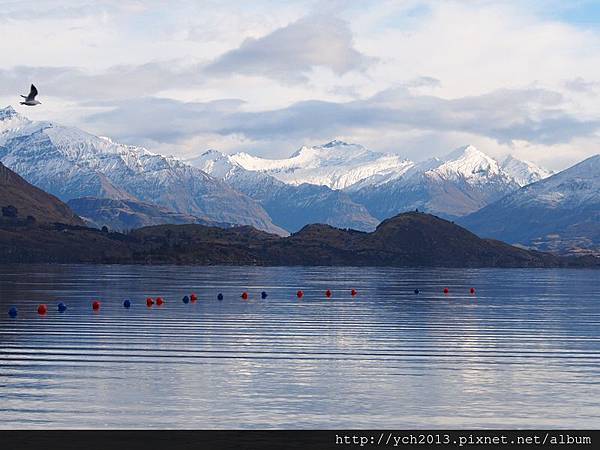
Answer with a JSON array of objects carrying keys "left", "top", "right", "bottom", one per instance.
[{"left": 27, "top": 84, "right": 38, "bottom": 101}]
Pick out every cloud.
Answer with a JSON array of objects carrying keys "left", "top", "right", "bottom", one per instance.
[
  {"left": 82, "top": 97, "right": 244, "bottom": 144},
  {"left": 78, "top": 86, "right": 599, "bottom": 158},
  {"left": 563, "top": 77, "right": 600, "bottom": 92},
  {"left": 0, "top": 63, "right": 201, "bottom": 101},
  {"left": 3, "top": 1, "right": 600, "bottom": 169},
  {"left": 218, "top": 87, "right": 599, "bottom": 146},
  {"left": 404, "top": 76, "right": 441, "bottom": 89},
  {"left": 204, "top": 15, "right": 371, "bottom": 82}
]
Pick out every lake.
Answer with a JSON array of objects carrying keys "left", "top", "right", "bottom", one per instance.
[{"left": 0, "top": 265, "right": 599, "bottom": 429}]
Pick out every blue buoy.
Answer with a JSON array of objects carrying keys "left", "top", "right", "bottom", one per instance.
[
  {"left": 414, "top": 289, "right": 420, "bottom": 294},
  {"left": 261, "top": 291, "right": 268, "bottom": 299},
  {"left": 182, "top": 295, "right": 190, "bottom": 304},
  {"left": 217, "top": 293, "right": 223, "bottom": 301},
  {"left": 8, "top": 306, "right": 17, "bottom": 318},
  {"left": 123, "top": 299, "right": 131, "bottom": 308},
  {"left": 57, "top": 302, "right": 67, "bottom": 312}
]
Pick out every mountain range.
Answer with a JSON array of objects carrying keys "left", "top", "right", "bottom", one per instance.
[
  {"left": 0, "top": 106, "right": 284, "bottom": 235},
  {"left": 1, "top": 105, "right": 597, "bottom": 255},
  {"left": 192, "top": 141, "right": 553, "bottom": 227},
  {"left": 460, "top": 154, "right": 600, "bottom": 256},
  {"left": 2, "top": 157, "right": 597, "bottom": 267},
  {"left": 190, "top": 149, "right": 379, "bottom": 232}
]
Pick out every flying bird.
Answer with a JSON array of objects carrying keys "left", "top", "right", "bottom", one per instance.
[{"left": 20, "top": 84, "right": 41, "bottom": 106}]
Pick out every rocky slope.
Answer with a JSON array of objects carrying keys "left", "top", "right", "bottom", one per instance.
[
  {"left": 67, "top": 197, "right": 227, "bottom": 232},
  {"left": 0, "top": 161, "right": 84, "bottom": 226}
]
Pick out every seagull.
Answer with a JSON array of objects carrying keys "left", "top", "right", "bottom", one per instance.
[{"left": 20, "top": 84, "right": 41, "bottom": 106}]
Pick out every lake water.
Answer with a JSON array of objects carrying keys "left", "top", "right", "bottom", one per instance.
[{"left": 0, "top": 265, "right": 599, "bottom": 429}]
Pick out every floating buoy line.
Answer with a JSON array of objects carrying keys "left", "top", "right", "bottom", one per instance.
[{"left": 7, "top": 287, "right": 477, "bottom": 317}]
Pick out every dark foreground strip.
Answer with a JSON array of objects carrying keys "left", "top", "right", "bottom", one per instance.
[{"left": 0, "top": 430, "right": 596, "bottom": 450}]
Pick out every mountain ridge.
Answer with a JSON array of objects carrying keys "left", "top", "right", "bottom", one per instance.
[
  {"left": 459, "top": 154, "right": 600, "bottom": 256},
  {"left": 225, "top": 140, "right": 550, "bottom": 192},
  {"left": 0, "top": 161, "right": 84, "bottom": 226},
  {"left": 195, "top": 139, "right": 552, "bottom": 221},
  {"left": 191, "top": 148, "right": 380, "bottom": 232},
  {"left": 67, "top": 197, "right": 229, "bottom": 231},
  {"left": 1, "top": 210, "right": 597, "bottom": 267},
  {"left": 0, "top": 106, "right": 285, "bottom": 235}
]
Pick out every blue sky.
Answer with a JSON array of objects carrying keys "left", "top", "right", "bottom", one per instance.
[
  {"left": 540, "top": 1, "right": 600, "bottom": 26},
  {"left": 1, "top": 0, "right": 600, "bottom": 169}
]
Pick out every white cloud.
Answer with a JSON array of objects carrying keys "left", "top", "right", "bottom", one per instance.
[
  {"left": 204, "top": 15, "right": 371, "bottom": 83},
  {"left": 1, "top": 0, "right": 600, "bottom": 170}
]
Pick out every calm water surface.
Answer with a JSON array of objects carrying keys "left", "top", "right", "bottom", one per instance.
[{"left": 0, "top": 265, "right": 599, "bottom": 429}]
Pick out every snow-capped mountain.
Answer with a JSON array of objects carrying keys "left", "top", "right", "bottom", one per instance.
[
  {"left": 0, "top": 106, "right": 285, "bottom": 235},
  {"left": 348, "top": 145, "right": 525, "bottom": 219},
  {"left": 190, "top": 149, "right": 379, "bottom": 232},
  {"left": 229, "top": 140, "right": 551, "bottom": 193},
  {"left": 501, "top": 154, "right": 553, "bottom": 186},
  {"left": 231, "top": 140, "right": 414, "bottom": 190},
  {"left": 193, "top": 140, "right": 553, "bottom": 223},
  {"left": 2, "top": 104, "right": 559, "bottom": 237},
  {"left": 460, "top": 154, "right": 600, "bottom": 255}
]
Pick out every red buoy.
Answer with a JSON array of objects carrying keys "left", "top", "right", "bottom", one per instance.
[
  {"left": 296, "top": 290, "right": 304, "bottom": 298},
  {"left": 470, "top": 288, "right": 476, "bottom": 295},
  {"left": 92, "top": 300, "right": 101, "bottom": 311},
  {"left": 241, "top": 292, "right": 248, "bottom": 300},
  {"left": 351, "top": 289, "right": 357, "bottom": 296},
  {"left": 325, "top": 289, "right": 332, "bottom": 298},
  {"left": 156, "top": 297, "right": 164, "bottom": 306},
  {"left": 443, "top": 288, "right": 449, "bottom": 294},
  {"left": 190, "top": 293, "right": 198, "bottom": 302},
  {"left": 146, "top": 297, "right": 154, "bottom": 307},
  {"left": 37, "top": 304, "right": 47, "bottom": 315}
]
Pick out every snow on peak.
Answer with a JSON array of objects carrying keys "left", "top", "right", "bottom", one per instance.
[
  {"left": 501, "top": 154, "right": 553, "bottom": 186},
  {"left": 323, "top": 139, "right": 351, "bottom": 148},
  {"left": 224, "top": 142, "right": 546, "bottom": 191},
  {"left": 349, "top": 145, "right": 551, "bottom": 198},
  {"left": 0, "top": 111, "right": 285, "bottom": 233},
  {"left": 0, "top": 107, "right": 43, "bottom": 142},
  {"left": 498, "top": 154, "right": 599, "bottom": 208},
  {"left": 0, "top": 106, "right": 19, "bottom": 121},
  {"left": 188, "top": 149, "right": 241, "bottom": 179},
  {"left": 230, "top": 141, "right": 412, "bottom": 189},
  {"left": 428, "top": 145, "right": 502, "bottom": 181}
]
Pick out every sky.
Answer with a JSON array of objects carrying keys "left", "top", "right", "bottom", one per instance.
[{"left": 2, "top": 0, "right": 600, "bottom": 170}]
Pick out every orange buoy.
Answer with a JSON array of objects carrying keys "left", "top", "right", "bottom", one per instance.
[
  {"left": 470, "top": 287, "right": 476, "bottom": 294},
  {"left": 190, "top": 293, "right": 198, "bottom": 302},
  {"left": 241, "top": 292, "right": 248, "bottom": 300},
  {"left": 146, "top": 297, "right": 154, "bottom": 307},
  {"left": 156, "top": 297, "right": 164, "bottom": 306},
  {"left": 92, "top": 300, "right": 101, "bottom": 311},
  {"left": 351, "top": 289, "right": 357, "bottom": 296},
  {"left": 443, "top": 288, "right": 449, "bottom": 294},
  {"left": 296, "top": 290, "right": 304, "bottom": 298},
  {"left": 325, "top": 289, "right": 332, "bottom": 298},
  {"left": 37, "top": 304, "right": 47, "bottom": 315}
]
